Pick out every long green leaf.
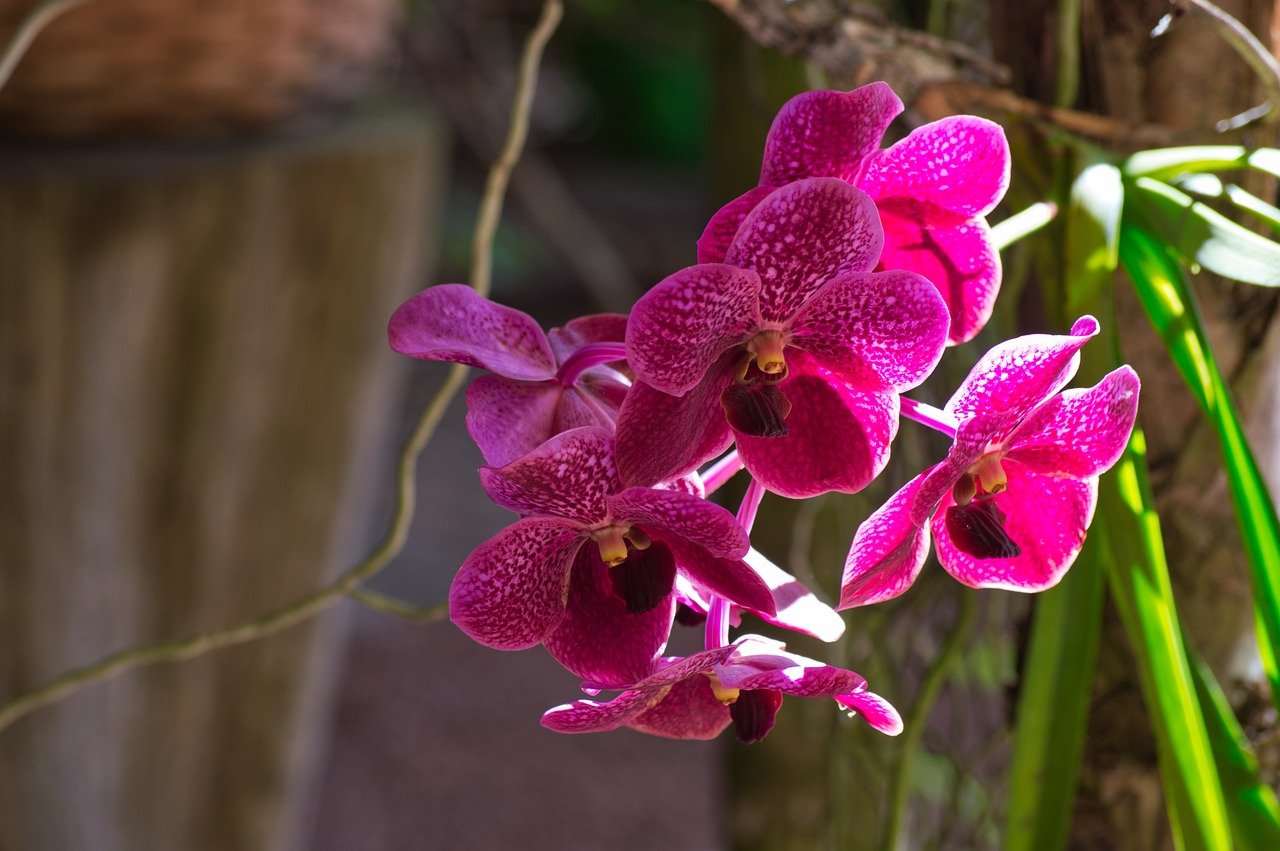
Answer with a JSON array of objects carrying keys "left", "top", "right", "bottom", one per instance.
[
  {"left": 1004, "top": 163, "right": 1119, "bottom": 851},
  {"left": 1188, "top": 642, "right": 1280, "bottom": 849},
  {"left": 1172, "top": 173, "right": 1280, "bottom": 236},
  {"left": 1119, "top": 225, "right": 1280, "bottom": 710},
  {"left": 1101, "top": 431, "right": 1232, "bottom": 851},
  {"left": 1124, "top": 146, "right": 1280, "bottom": 182},
  {"left": 1127, "top": 177, "right": 1280, "bottom": 286}
]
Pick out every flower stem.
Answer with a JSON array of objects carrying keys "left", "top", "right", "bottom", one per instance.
[
  {"left": 700, "top": 450, "right": 744, "bottom": 495},
  {"left": 898, "top": 397, "right": 958, "bottom": 438},
  {"left": 881, "top": 590, "right": 977, "bottom": 851},
  {"left": 989, "top": 201, "right": 1059, "bottom": 251},
  {"left": 0, "top": 0, "right": 94, "bottom": 91},
  {"left": 705, "top": 477, "right": 765, "bottom": 651},
  {"left": 556, "top": 342, "right": 628, "bottom": 385}
]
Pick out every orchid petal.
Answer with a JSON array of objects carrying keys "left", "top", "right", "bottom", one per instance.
[
  {"left": 465, "top": 375, "right": 564, "bottom": 468},
  {"left": 788, "top": 269, "right": 949, "bottom": 392},
  {"left": 629, "top": 676, "right": 731, "bottom": 740},
  {"left": 552, "top": 384, "right": 622, "bottom": 433},
  {"left": 735, "top": 354, "right": 898, "bottom": 498},
  {"left": 615, "top": 358, "right": 737, "bottom": 488},
  {"left": 760, "top": 83, "right": 904, "bottom": 186},
  {"left": 877, "top": 210, "right": 1001, "bottom": 345},
  {"left": 479, "top": 426, "right": 619, "bottom": 524},
  {"left": 725, "top": 178, "right": 884, "bottom": 322},
  {"left": 697, "top": 186, "right": 777, "bottom": 265},
  {"left": 728, "top": 663, "right": 867, "bottom": 698},
  {"left": 626, "top": 264, "right": 762, "bottom": 395},
  {"left": 544, "top": 548, "right": 675, "bottom": 688},
  {"left": 448, "top": 517, "right": 583, "bottom": 650},
  {"left": 743, "top": 549, "right": 845, "bottom": 642},
  {"left": 932, "top": 461, "right": 1097, "bottom": 592},
  {"left": 661, "top": 536, "right": 777, "bottom": 617},
  {"left": 910, "top": 412, "right": 1011, "bottom": 525},
  {"left": 836, "top": 690, "right": 904, "bottom": 735},
  {"left": 547, "top": 313, "right": 629, "bottom": 362},
  {"left": 839, "top": 471, "right": 933, "bottom": 609},
  {"left": 541, "top": 688, "right": 669, "bottom": 734},
  {"left": 388, "top": 284, "right": 556, "bottom": 380},
  {"left": 859, "top": 116, "right": 1011, "bottom": 217},
  {"left": 944, "top": 316, "right": 1100, "bottom": 430},
  {"left": 608, "top": 487, "right": 750, "bottom": 559},
  {"left": 1005, "top": 366, "right": 1141, "bottom": 478}
]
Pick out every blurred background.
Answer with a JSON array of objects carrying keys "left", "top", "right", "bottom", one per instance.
[{"left": 1, "top": 1, "right": 1279, "bottom": 849}]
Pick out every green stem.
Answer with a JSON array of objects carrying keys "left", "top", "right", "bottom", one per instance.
[
  {"left": 350, "top": 588, "right": 448, "bottom": 623},
  {"left": 1053, "top": 0, "right": 1081, "bottom": 108}
]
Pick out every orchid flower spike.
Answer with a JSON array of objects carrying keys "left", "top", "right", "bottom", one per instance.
[
  {"left": 840, "top": 317, "right": 1140, "bottom": 607},
  {"left": 541, "top": 635, "right": 902, "bottom": 743},
  {"left": 450, "top": 427, "right": 777, "bottom": 687},
  {"left": 698, "top": 83, "right": 1011, "bottom": 345},
  {"left": 617, "top": 177, "right": 950, "bottom": 498},
  {"left": 389, "top": 284, "right": 630, "bottom": 466}
]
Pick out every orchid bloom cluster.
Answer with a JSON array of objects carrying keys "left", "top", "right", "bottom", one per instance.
[{"left": 388, "top": 83, "right": 1141, "bottom": 746}]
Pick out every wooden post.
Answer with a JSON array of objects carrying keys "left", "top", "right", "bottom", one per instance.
[{"left": 0, "top": 109, "right": 447, "bottom": 850}]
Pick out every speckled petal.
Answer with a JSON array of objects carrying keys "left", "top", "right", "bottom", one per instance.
[
  {"left": 543, "top": 547, "right": 676, "bottom": 688},
  {"left": 448, "top": 517, "right": 584, "bottom": 650},
  {"left": 629, "top": 676, "right": 732, "bottom": 740},
  {"left": 388, "top": 284, "right": 556, "bottom": 380},
  {"left": 660, "top": 535, "right": 777, "bottom": 617},
  {"left": 945, "top": 316, "right": 1100, "bottom": 431},
  {"left": 760, "top": 84, "right": 904, "bottom": 186},
  {"left": 465, "top": 375, "right": 564, "bottom": 467},
  {"left": 735, "top": 354, "right": 899, "bottom": 499},
  {"left": 932, "top": 461, "right": 1096, "bottom": 592},
  {"left": 479, "top": 426, "right": 620, "bottom": 524},
  {"left": 858, "top": 116, "right": 1010, "bottom": 217},
  {"left": 877, "top": 209, "right": 1001, "bottom": 345},
  {"left": 910, "top": 412, "right": 1010, "bottom": 526},
  {"left": 1005, "top": 366, "right": 1140, "bottom": 478},
  {"left": 626, "top": 264, "right": 762, "bottom": 395},
  {"left": 729, "top": 663, "right": 867, "bottom": 698},
  {"left": 836, "top": 690, "right": 904, "bottom": 735},
  {"left": 697, "top": 186, "right": 777, "bottom": 265},
  {"left": 608, "top": 487, "right": 750, "bottom": 559},
  {"left": 788, "top": 269, "right": 949, "bottom": 392},
  {"left": 541, "top": 688, "right": 669, "bottom": 734},
  {"left": 547, "top": 313, "right": 630, "bottom": 362},
  {"left": 615, "top": 357, "right": 737, "bottom": 488},
  {"left": 741, "top": 549, "right": 844, "bottom": 641},
  {"left": 552, "top": 383, "right": 622, "bottom": 434},
  {"left": 839, "top": 471, "right": 933, "bottom": 609},
  {"left": 725, "top": 178, "right": 884, "bottom": 322}
]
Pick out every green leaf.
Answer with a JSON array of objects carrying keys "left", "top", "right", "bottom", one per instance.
[
  {"left": 1124, "top": 146, "right": 1280, "bottom": 182},
  {"left": 1126, "top": 177, "right": 1280, "bottom": 286},
  {"left": 1119, "top": 225, "right": 1280, "bottom": 711},
  {"left": 1100, "top": 431, "right": 1232, "bottom": 851},
  {"left": 1188, "top": 643, "right": 1280, "bottom": 849},
  {"left": 1171, "top": 174, "right": 1280, "bottom": 236}
]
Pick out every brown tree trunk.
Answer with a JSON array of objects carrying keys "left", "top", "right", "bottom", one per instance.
[{"left": 0, "top": 110, "right": 446, "bottom": 850}]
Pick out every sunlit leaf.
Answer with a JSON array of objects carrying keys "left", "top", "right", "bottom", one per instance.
[{"left": 1123, "top": 146, "right": 1280, "bottom": 182}]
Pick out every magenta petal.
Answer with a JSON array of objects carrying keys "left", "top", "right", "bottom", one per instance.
[
  {"left": 932, "top": 461, "right": 1096, "bottom": 591},
  {"left": 553, "top": 383, "right": 622, "bottom": 434},
  {"left": 743, "top": 549, "right": 845, "bottom": 642},
  {"left": 731, "top": 664, "right": 866, "bottom": 698},
  {"left": 388, "top": 284, "right": 556, "bottom": 380},
  {"left": 608, "top": 487, "right": 750, "bottom": 559},
  {"left": 878, "top": 210, "right": 1001, "bottom": 345},
  {"left": 945, "top": 316, "right": 1100, "bottom": 430},
  {"left": 1005, "top": 366, "right": 1140, "bottom": 478},
  {"left": 541, "top": 688, "right": 667, "bottom": 734},
  {"left": 735, "top": 355, "right": 898, "bottom": 498},
  {"left": 547, "top": 313, "right": 630, "bottom": 361},
  {"left": 836, "top": 690, "right": 904, "bottom": 735},
  {"left": 759, "top": 83, "right": 904, "bottom": 186},
  {"left": 661, "top": 536, "right": 777, "bottom": 617},
  {"left": 629, "top": 676, "right": 731, "bottom": 740},
  {"left": 910, "top": 413, "right": 1009, "bottom": 525},
  {"left": 626, "top": 264, "right": 762, "bottom": 395},
  {"left": 465, "top": 375, "right": 564, "bottom": 468},
  {"left": 448, "top": 517, "right": 583, "bottom": 650},
  {"left": 839, "top": 472, "right": 932, "bottom": 609},
  {"left": 615, "top": 358, "right": 737, "bottom": 488},
  {"left": 697, "top": 186, "right": 778, "bottom": 265},
  {"left": 788, "top": 269, "right": 949, "bottom": 392},
  {"left": 543, "top": 548, "right": 675, "bottom": 688},
  {"left": 859, "top": 116, "right": 1010, "bottom": 217},
  {"left": 725, "top": 178, "right": 885, "bottom": 322},
  {"left": 479, "top": 427, "right": 619, "bottom": 524}
]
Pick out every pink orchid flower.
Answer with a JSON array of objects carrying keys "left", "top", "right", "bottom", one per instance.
[
  {"left": 450, "top": 427, "right": 777, "bottom": 687},
  {"left": 839, "top": 317, "right": 1140, "bottom": 608},
  {"left": 617, "top": 177, "right": 950, "bottom": 498},
  {"left": 541, "top": 635, "right": 902, "bottom": 743},
  {"left": 698, "top": 83, "right": 1011, "bottom": 345},
  {"left": 389, "top": 284, "right": 630, "bottom": 466}
]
